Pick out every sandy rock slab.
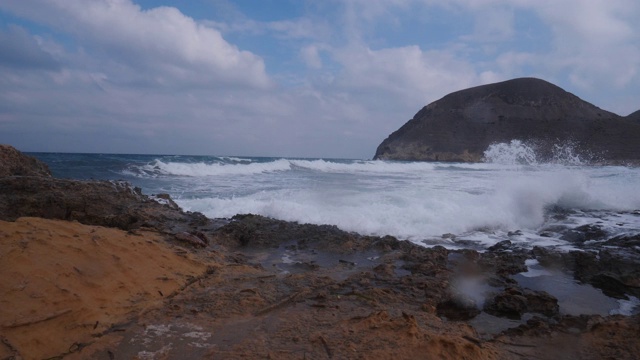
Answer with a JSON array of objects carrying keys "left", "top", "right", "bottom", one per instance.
[{"left": 0, "top": 217, "right": 214, "bottom": 360}]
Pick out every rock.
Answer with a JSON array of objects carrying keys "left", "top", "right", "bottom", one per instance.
[
  {"left": 0, "top": 144, "right": 52, "bottom": 177},
  {"left": 627, "top": 109, "right": 640, "bottom": 123},
  {"left": 543, "top": 249, "right": 640, "bottom": 299},
  {"left": 373, "top": 78, "right": 640, "bottom": 164},
  {"left": 175, "top": 232, "right": 207, "bottom": 247},
  {"left": 483, "top": 287, "right": 559, "bottom": 319},
  {"left": 488, "top": 240, "right": 512, "bottom": 252},
  {"left": 603, "top": 234, "right": 640, "bottom": 248},
  {"left": 484, "top": 288, "right": 528, "bottom": 319},
  {"left": 522, "top": 289, "right": 559, "bottom": 317},
  {"left": 436, "top": 297, "right": 481, "bottom": 321},
  {"left": 0, "top": 176, "right": 219, "bottom": 235},
  {"left": 560, "top": 224, "right": 608, "bottom": 243}
]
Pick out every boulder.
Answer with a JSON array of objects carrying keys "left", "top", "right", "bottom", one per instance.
[
  {"left": 0, "top": 144, "right": 52, "bottom": 177},
  {"left": 374, "top": 78, "right": 640, "bottom": 163}
]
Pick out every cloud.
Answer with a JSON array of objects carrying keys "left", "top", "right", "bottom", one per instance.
[
  {"left": 1, "top": 0, "right": 639, "bottom": 157},
  {"left": 0, "top": 25, "right": 60, "bottom": 70},
  {"left": 334, "top": 45, "right": 478, "bottom": 105},
  {"left": 0, "top": 0, "right": 270, "bottom": 88}
]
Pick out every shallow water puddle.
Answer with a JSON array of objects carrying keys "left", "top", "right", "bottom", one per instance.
[{"left": 515, "top": 259, "right": 639, "bottom": 316}]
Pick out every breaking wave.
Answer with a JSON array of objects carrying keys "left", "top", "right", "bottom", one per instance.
[{"left": 483, "top": 140, "right": 593, "bottom": 166}]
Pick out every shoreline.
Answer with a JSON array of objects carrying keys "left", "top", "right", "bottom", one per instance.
[{"left": 2, "top": 145, "right": 640, "bottom": 359}]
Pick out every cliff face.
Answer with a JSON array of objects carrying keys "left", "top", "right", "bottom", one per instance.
[{"left": 374, "top": 78, "right": 640, "bottom": 163}]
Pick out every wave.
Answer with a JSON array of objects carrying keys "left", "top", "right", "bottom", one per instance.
[
  {"left": 127, "top": 157, "right": 499, "bottom": 178},
  {"left": 176, "top": 166, "right": 640, "bottom": 247},
  {"left": 484, "top": 140, "right": 594, "bottom": 166},
  {"left": 135, "top": 159, "right": 293, "bottom": 177}
]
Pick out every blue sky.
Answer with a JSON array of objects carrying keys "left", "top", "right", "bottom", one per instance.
[{"left": 1, "top": 0, "right": 639, "bottom": 158}]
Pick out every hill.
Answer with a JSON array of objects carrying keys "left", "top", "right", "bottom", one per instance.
[{"left": 374, "top": 78, "right": 640, "bottom": 163}]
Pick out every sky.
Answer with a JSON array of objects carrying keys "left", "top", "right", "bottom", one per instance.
[{"left": 0, "top": 0, "right": 638, "bottom": 159}]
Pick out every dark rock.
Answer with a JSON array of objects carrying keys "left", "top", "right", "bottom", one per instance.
[
  {"left": 477, "top": 251, "right": 528, "bottom": 276},
  {"left": 484, "top": 288, "right": 529, "bottom": 319},
  {"left": 0, "top": 176, "right": 218, "bottom": 235},
  {"left": 604, "top": 234, "right": 640, "bottom": 248},
  {"left": 590, "top": 273, "right": 633, "bottom": 299},
  {"left": 522, "top": 289, "right": 559, "bottom": 317},
  {"left": 212, "top": 213, "right": 386, "bottom": 252},
  {"left": 373, "top": 78, "right": 640, "bottom": 164},
  {"left": 488, "top": 240, "right": 512, "bottom": 252},
  {"left": 436, "top": 297, "right": 481, "bottom": 321},
  {"left": 0, "top": 144, "right": 52, "bottom": 177},
  {"left": 483, "top": 287, "right": 559, "bottom": 319},
  {"left": 561, "top": 224, "right": 608, "bottom": 243},
  {"left": 545, "top": 248, "right": 640, "bottom": 300},
  {"left": 627, "top": 109, "right": 640, "bottom": 123},
  {"left": 153, "top": 193, "right": 180, "bottom": 210}
]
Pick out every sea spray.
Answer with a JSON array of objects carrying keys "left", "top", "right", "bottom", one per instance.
[
  {"left": 483, "top": 139, "right": 594, "bottom": 166},
  {"left": 483, "top": 140, "right": 538, "bottom": 165},
  {"left": 33, "top": 152, "right": 640, "bottom": 250}
]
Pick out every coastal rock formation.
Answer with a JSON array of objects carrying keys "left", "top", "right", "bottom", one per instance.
[
  {"left": 374, "top": 78, "right": 640, "bottom": 163},
  {"left": 628, "top": 109, "right": 640, "bottom": 123},
  {"left": 2, "top": 146, "right": 640, "bottom": 359},
  {"left": 0, "top": 176, "right": 219, "bottom": 235},
  {"left": 0, "top": 144, "right": 52, "bottom": 177},
  {"left": 0, "top": 144, "right": 222, "bottom": 242}
]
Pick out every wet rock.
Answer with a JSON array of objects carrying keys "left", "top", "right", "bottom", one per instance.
[
  {"left": 483, "top": 287, "right": 559, "bottom": 320},
  {"left": 484, "top": 288, "right": 529, "bottom": 319},
  {"left": 488, "top": 240, "right": 512, "bottom": 252},
  {"left": 561, "top": 224, "right": 608, "bottom": 243},
  {"left": 604, "top": 234, "right": 640, "bottom": 248},
  {"left": 531, "top": 246, "right": 564, "bottom": 268},
  {"left": 522, "top": 289, "right": 559, "bottom": 317},
  {"left": 477, "top": 251, "right": 528, "bottom": 276},
  {"left": 539, "top": 248, "right": 640, "bottom": 300},
  {"left": 436, "top": 297, "right": 481, "bottom": 321},
  {"left": 0, "top": 144, "right": 52, "bottom": 177},
  {"left": 213, "top": 213, "right": 403, "bottom": 253}
]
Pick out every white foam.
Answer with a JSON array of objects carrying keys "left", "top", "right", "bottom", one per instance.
[
  {"left": 519, "top": 259, "right": 553, "bottom": 278},
  {"left": 610, "top": 296, "right": 640, "bottom": 316},
  {"left": 177, "top": 161, "right": 640, "bottom": 249},
  {"left": 484, "top": 140, "right": 539, "bottom": 165},
  {"left": 290, "top": 159, "right": 441, "bottom": 174},
  {"left": 142, "top": 159, "right": 292, "bottom": 176},
  {"left": 484, "top": 139, "right": 590, "bottom": 166}
]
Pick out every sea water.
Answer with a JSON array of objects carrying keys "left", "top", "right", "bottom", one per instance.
[{"left": 31, "top": 141, "right": 640, "bottom": 251}]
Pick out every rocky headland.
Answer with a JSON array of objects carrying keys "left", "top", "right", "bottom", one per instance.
[
  {"left": 1, "top": 144, "right": 639, "bottom": 359},
  {"left": 374, "top": 78, "right": 640, "bottom": 163}
]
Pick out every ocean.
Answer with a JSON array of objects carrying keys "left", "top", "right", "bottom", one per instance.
[{"left": 30, "top": 140, "right": 640, "bottom": 251}]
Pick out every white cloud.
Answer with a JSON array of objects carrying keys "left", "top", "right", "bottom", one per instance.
[
  {"left": 0, "top": 0, "right": 270, "bottom": 88},
  {"left": 1, "top": 0, "right": 639, "bottom": 156},
  {"left": 333, "top": 44, "right": 480, "bottom": 108}
]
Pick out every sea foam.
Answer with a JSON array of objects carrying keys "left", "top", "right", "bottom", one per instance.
[{"left": 123, "top": 142, "right": 640, "bottom": 249}]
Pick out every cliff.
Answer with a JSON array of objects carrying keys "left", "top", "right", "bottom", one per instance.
[{"left": 374, "top": 78, "right": 640, "bottom": 163}]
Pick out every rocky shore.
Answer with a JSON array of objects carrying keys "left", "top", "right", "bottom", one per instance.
[{"left": 1, "top": 145, "right": 639, "bottom": 359}]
